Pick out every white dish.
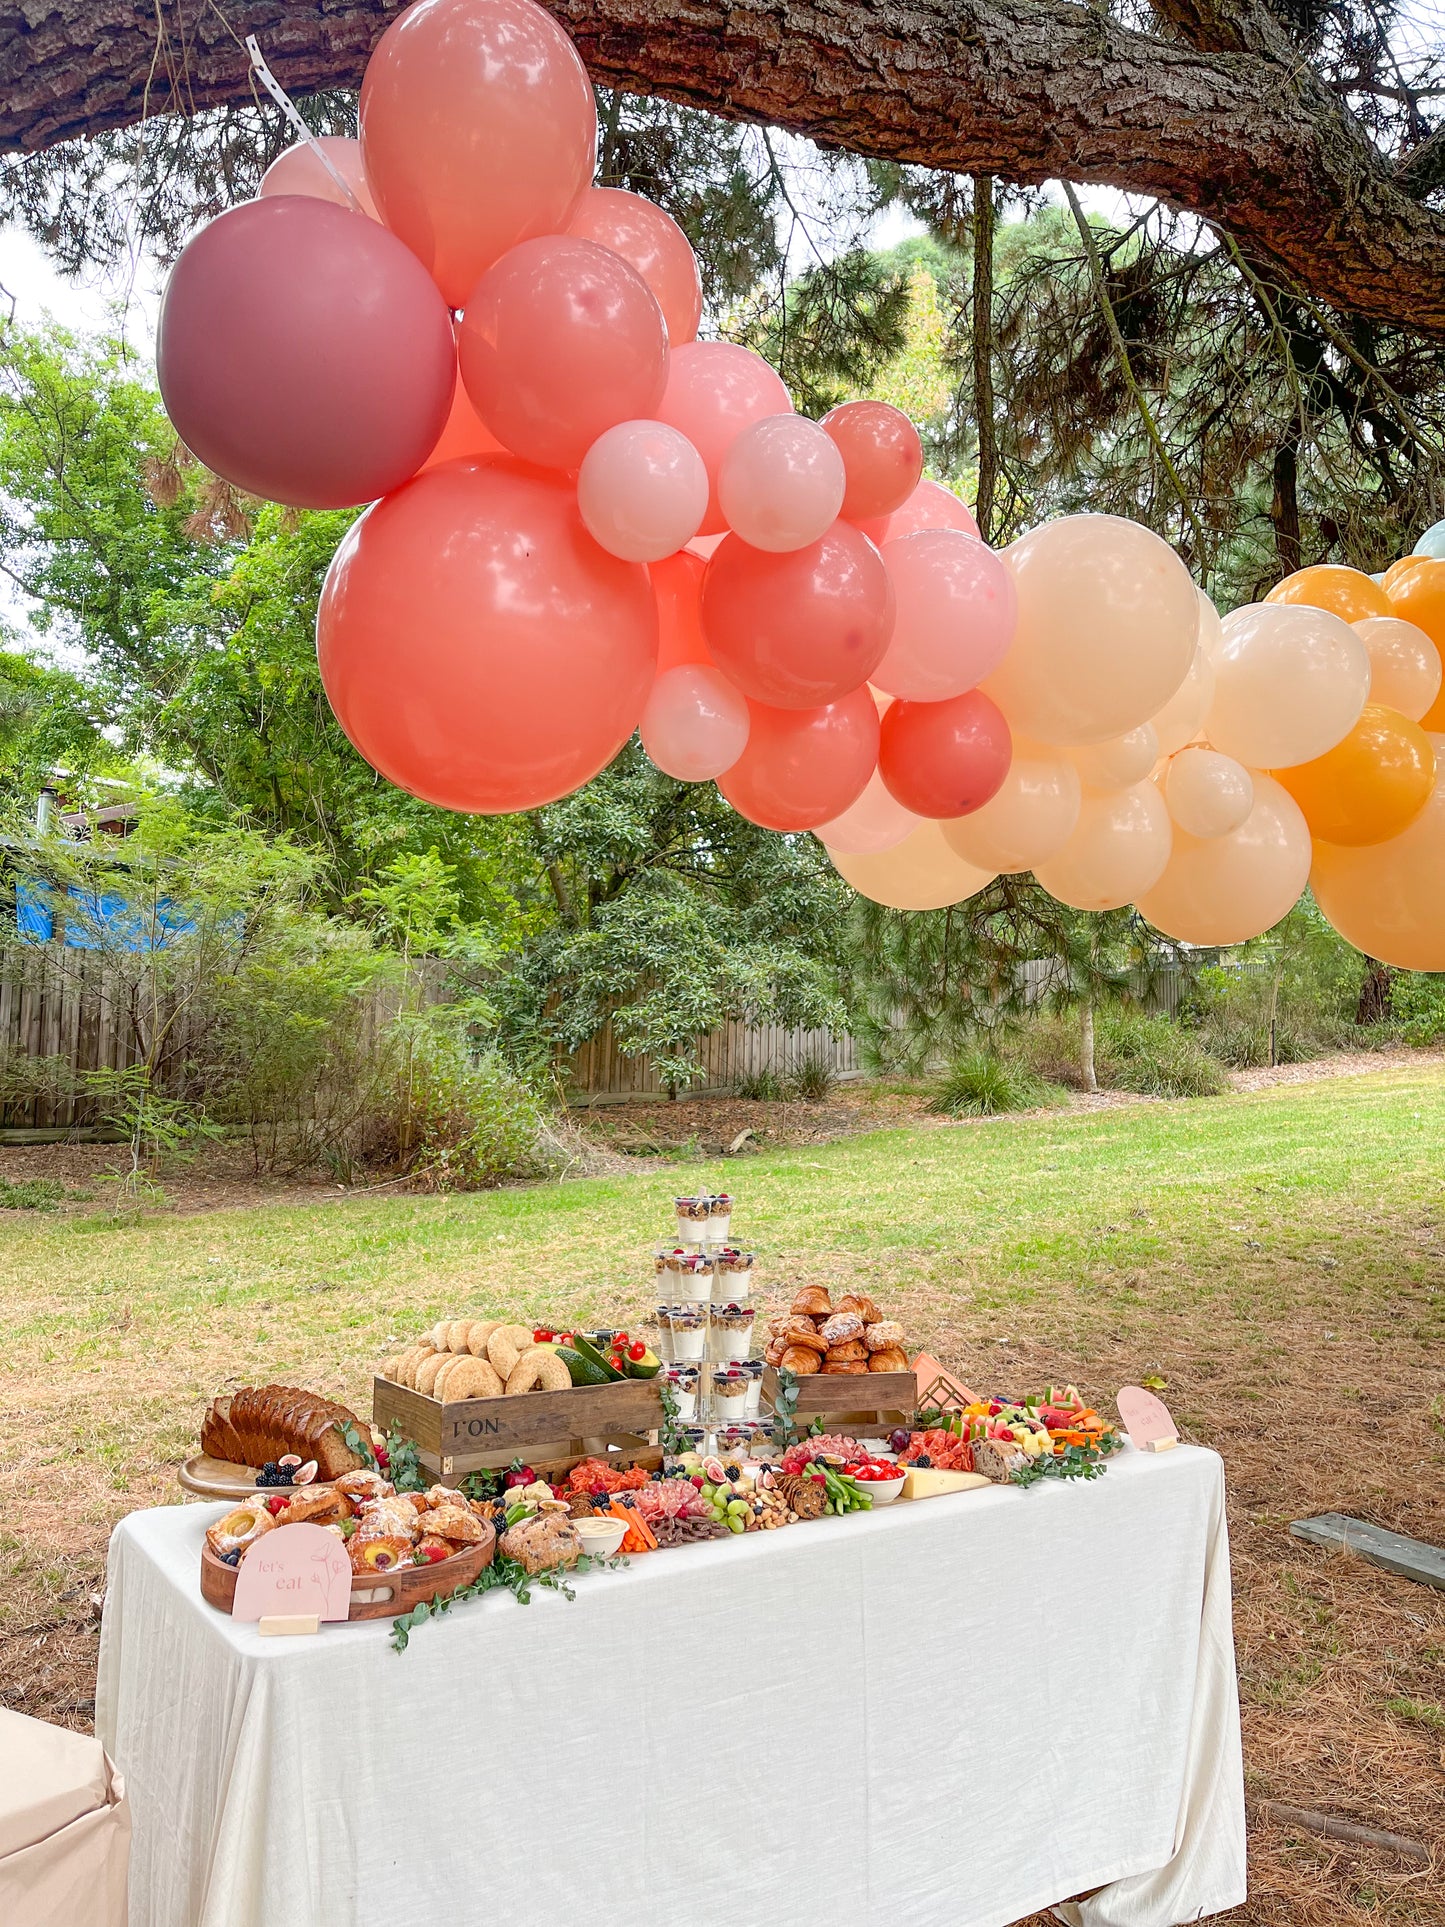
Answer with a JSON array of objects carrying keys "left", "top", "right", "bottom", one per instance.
[
  {"left": 862, "top": 1473, "right": 906, "bottom": 1504},
  {"left": 574, "top": 1517, "right": 627, "bottom": 1558}
]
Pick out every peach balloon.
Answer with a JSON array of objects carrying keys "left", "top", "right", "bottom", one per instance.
[
  {"left": 1163, "top": 747, "right": 1254, "bottom": 838},
  {"left": 1150, "top": 638, "right": 1215, "bottom": 755},
  {"left": 1137, "top": 777, "right": 1310, "bottom": 945},
  {"left": 1207, "top": 602, "right": 1369, "bottom": 768},
  {"left": 641, "top": 664, "right": 750, "bottom": 781},
  {"left": 822, "top": 401, "right": 923, "bottom": 521},
  {"left": 578, "top": 421, "right": 708, "bottom": 562},
  {"left": 316, "top": 458, "right": 657, "bottom": 813},
  {"left": 650, "top": 551, "right": 711, "bottom": 671},
  {"left": 459, "top": 237, "right": 668, "bottom": 471},
  {"left": 718, "top": 690, "right": 879, "bottom": 831},
  {"left": 259, "top": 137, "right": 378, "bottom": 218},
  {"left": 941, "top": 740, "right": 1081, "bottom": 872},
  {"left": 856, "top": 477, "right": 979, "bottom": 547},
  {"left": 1196, "top": 588, "right": 1225, "bottom": 663},
  {"left": 565, "top": 187, "right": 702, "bottom": 346},
  {"left": 717, "top": 416, "right": 846, "bottom": 552},
  {"left": 872, "top": 531, "right": 1017, "bottom": 701},
  {"left": 981, "top": 514, "right": 1198, "bottom": 746},
  {"left": 656, "top": 342, "right": 793, "bottom": 534},
  {"left": 1271, "top": 704, "right": 1435, "bottom": 846},
  {"left": 701, "top": 523, "right": 894, "bottom": 709},
  {"left": 1033, "top": 780, "right": 1172, "bottom": 911},
  {"left": 813, "top": 769, "right": 920, "bottom": 855},
  {"left": 1351, "top": 616, "right": 1441, "bottom": 721},
  {"left": 359, "top": 0, "right": 596, "bottom": 305},
  {"left": 421, "top": 369, "right": 506, "bottom": 470},
  {"left": 1071, "top": 723, "right": 1159, "bottom": 792},
  {"left": 1383, "top": 558, "right": 1445, "bottom": 729},
  {"left": 1265, "top": 563, "right": 1391, "bottom": 625},
  {"left": 826, "top": 820, "right": 995, "bottom": 911},
  {"left": 1311, "top": 739, "right": 1445, "bottom": 969},
  {"left": 878, "top": 690, "right": 1012, "bottom": 820}
]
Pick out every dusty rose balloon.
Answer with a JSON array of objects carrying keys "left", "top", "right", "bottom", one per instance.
[
  {"left": 1138, "top": 777, "right": 1309, "bottom": 944},
  {"left": 641, "top": 664, "right": 750, "bottom": 781},
  {"left": 1206, "top": 602, "right": 1369, "bottom": 768},
  {"left": 259, "top": 137, "right": 378, "bottom": 218},
  {"left": 421, "top": 368, "right": 506, "bottom": 470},
  {"left": 459, "top": 237, "right": 667, "bottom": 470},
  {"left": 701, "top": 523, "right": 894, "bottom": 709},
  {"left": 878, "top": 689, "right": 1012, "bottom": 820},
  {"left": 827, "top": 819, "right": 995, "bottom": 910},
  {"left": 156, "top": 197, "right": 454, "bottom": 510},
  {"left": 360, "top": 0, "right": 596, "bottom": 305},
  {"left": 718, "top": 416, "right": 846, "bottom": 552},
  {"left": 566, "top": 186, "right": 702, "bottom": 346},
  {"left": 1352, "top": 616, "right": 1442, "bottom": 722},
  {"left": 813, "top": 770, "right": 920, "bottom": 855},
  {"left": 823, "top": 401, "right": 923, "bottom": 522},
  {"left": 873, "top": 530, "right": 1016, "bottom": 702},
  {"left": 578, "top": 421, "right": 708, "bottom": 562},
  {"left": 316, "top": 459, "right": 657, "bottom": 813},
  {"left": 1150, "top": 638, "right": 1215, "bottom": 756},
  {"left": 1071, "top": 723, "right": 1159, "bottom": 792},
  {"left": 656, "top": 342, "right": 794, "bottom": 534},
  {"left": 1033, "top": 780, "right": 1173, "bottom": 911},
  {"left": 1163, "top": 747, "right": 1254, "bottom": 838},
  {"left": 1312, "top": 739, "right": 1445, "bottom": 969},
  {"left": 650, "top": 551, "right": 711, "bottom": 671},
  {"left": 856, "top": 478, "right": 979, "bottom": 547},
  {"left": 942, "top": 740, "right": 1081, "bottom": 872},
  {"left": 981, "top": 514, "right": 1198, "bottom": 747},
  {"left": 718, "top": 690, "right": 879, "bottom": 831}
]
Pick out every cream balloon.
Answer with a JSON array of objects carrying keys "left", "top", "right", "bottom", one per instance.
[
  {"left": 981, "top": 514, "right": 1198, "bottom": 746},
  {"left": 1311, "top": 737, "right": 1445, "bottom": 969},
  {"left": 1071, "top": 723, "right": 1159, "bottom": 792},
  {"left": 1137, "top": 776, "right": 1310, "bottom": 944},
  {"left": 826, "top": 819, "right": 995, "bottom": 910},
  {"left": 1033, "top": 780, "right": 1172, "bottom": 911},
  {"left": 1351, "top": 616, "right": 1442, "bottom": 723},
  {"left": 1195, "top": 587, "right": 1224, "bottom": 663},
  {"left": 1207, "top": 602, "right": 1369, "bottom": 768},
  {"left": 814, "top": 769, "right": 920, "bottom": 854},
  {"left": 1162, "top": 747, "right": 1254, "bottom": 838},
  {"left": 1150, "top": 640, "right": 1215, "bottom": 755},
  {"left": 942, "top": 741, "right": 1080, "bottom": 872}
]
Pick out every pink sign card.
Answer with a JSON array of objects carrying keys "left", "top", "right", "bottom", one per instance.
[
  {"left": 232, "top": 1522, "right": 353, "bottom": 1623},
  {"left": 1116, "top": 1385, "right": 1180, "bottom": 1452}
]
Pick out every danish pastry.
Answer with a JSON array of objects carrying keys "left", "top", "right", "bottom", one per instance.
[
  {"left": 826, "top": 1337, "right": 869, "bottom": 1363},
  {"left": 864, "top": 1320, "right": 906, "bottom": 1354},
  {"left": 205, "top": 1500, "right": 275, "bottom": 1558},
  {"left": 820, "top": 1312, "right": 864, "bottom": 1347},
  {"left": 416, "top": 1534, "right": 452, "bottom": 1561},
  {"left": 281, "top": 1483, "right": 352, "bottom": 1525},
  {"left": 868, "top": 1346, "right": 910, "bottom": 1372},
  {"left": 421, "top": 1504, "right": 486, "bottom": 1544},
  {"left": 764, "top": 1338, "right": 786, "bottom": 1366},
  {"left": 820, "top": 1358, "right": 869, "bottom": 1375},
  {"left": 778, "top": 1344, "right": 822, "bottom": 1375},
  {"left": 485, "top": 1322, "right": 536, "bottom": 1381},
  {"left": 355, "top": 1497, "right": 421, "bottom": 1542},
  {"left": 438, "top": 1356, "right": 504, "bottom": 1401},
  {"left": 782, "top": 1320, "right": 827, "bottom": 1353},
  {"left": 336, "top": 1470, "right": 394, "bottom": 1503},
  {"left": 350, "top": 1535, "right": 412, "bottom": 1573},
  {"left": 838, "top": 1294, "right": 882, "bottom": 1326},
  {"left": 504, "top": 1346, "right": 573, "bottom": 1395},
  {"left": 790, "top": 1286, "right": 832, "bottom": 1318}
]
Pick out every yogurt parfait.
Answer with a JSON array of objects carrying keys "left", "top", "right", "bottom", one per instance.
[
  {"left": 709, "top": 1302, "right": 756, "bottom": 1361},
  {"left": 660, "top": 1249, "right": 714, "bottom": 1301},
  {"left": 712, "top": 1246, "right": 755, "bottom": 1289},
  {"left": 711, "top": 1367, "right": 749, "bottom": 1420},
  {"left": 673, "top": 1196, "right": 714, "bottom": 1246},
  {"left": 659, "top": 1303, "right": 707, "bottom": 1361},
  {"left": 663, "top": 1361, "right": 700, "bottom": 1421},
  {"left": 740, "top": 1358, "right": 765, "bottom": 1417}
]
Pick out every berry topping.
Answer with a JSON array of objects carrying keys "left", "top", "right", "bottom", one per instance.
[{"left": 265, "top": 1494, "right": 290, "bottom": 1515}]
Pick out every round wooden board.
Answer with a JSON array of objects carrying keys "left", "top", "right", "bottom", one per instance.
[
  {"left": 179, "top": 1455, "right": 296, "bottom": 1501},
  {"left": 200, "top": 1520, "right": 496, "bottom": 1622}
]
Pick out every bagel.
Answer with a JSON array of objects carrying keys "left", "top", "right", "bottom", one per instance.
[
  {"left": 868, "top": 1346, "right": 910, "bottom": 1373},
  {"left": 446, "top": 1319, "right": 477, "bottom": 1353},
  {"left": 441, "top": 1356, "right": 505, "bottom": 1401},
  {"left": 380, "top": 1354, "right": 403, "bottom": 1382},
  {"left": 205, "top": 1500, "right": 275, "bottom": 1558},
  {"left": 486, "top": 1322, "right": 535, "bottom": 1380},
  {"left": 431, "top": 1356, "right": 467, "bottom": 1400},
  {"left": 465, "top": 1320, "right": 501, "bottom": 1357},
  {"left": 415, "top": 1352, "right": 452, "bottom": 1397},
  {"left": 505, "top": 1346, "right": 573, "bottom": 1395},
  {"left": 778, "top": 1344, "right": 822, "bottom": 1375},
  {"left": 429, "top": 1322, "right": 452, "bottom": 1351}
]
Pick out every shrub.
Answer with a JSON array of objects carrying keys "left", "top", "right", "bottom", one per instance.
[
  {"left": 385, "top": 1013, "right": 557, "bottom": 1191},
  {"left": 1094, "top": 1010, "right": 1229, "bottom": 1098},
  {"left": 1387, "top": 973, "right": 1445, "bottom": 1046},
  {"left": 930, "top": 1051, "right": 1056, "bottom": 1116},
  {"left": 783, "top": 1051, "right": 837, "bottom": 1101},
  {"left": 734, "top": 1065, "right": 783, "bottom": 1101}
]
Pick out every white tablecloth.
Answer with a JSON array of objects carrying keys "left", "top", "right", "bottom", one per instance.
[{"left": 97, "top": 1444, "right": 1245, "bottom": 1927}]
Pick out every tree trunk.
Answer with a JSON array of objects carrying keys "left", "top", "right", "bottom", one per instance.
[
  {"left": 2, "top": 1, "right": 1444, "bottom": 334},
  {"left": 1356, "top": 960, "right": 1394, "bottom": 1026},
  {"left": 1080, "top": 1000, "right": 1098, "bottom": 1093},
  {"left": 970, "top": 174, "right": 998, "bottom": 546},
  {"left": 1270, "top": 440, "right": 1302, "bottom": 576}
]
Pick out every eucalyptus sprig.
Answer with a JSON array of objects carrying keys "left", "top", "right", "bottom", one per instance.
[
  {"left": 770, "top": 1366, "right": 800, "bottom": 1449},
  {"left": 389, "top": 1549, "right": 627, "bottom": 1653},
  {"left": 658, "top": 1376, "right": 687, "bottom": 1456},
  {"left": 1009, "top": 1444, "right": 1111, "bottom": 1489}
]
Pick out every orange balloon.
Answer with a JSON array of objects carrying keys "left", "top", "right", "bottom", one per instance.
[
  {"left": 421, "top": 368, "right": 506, "bottom": 470},
  {"left": 565, "top": 187, "right": 703, "bottom": 346},
  {"left": 1271, "top": 704, "right": 1435, "bottom": 846},
  {"left": 650, "top": 551, "right": 711, "bottom": 671},
  {"left": 1265, "top": 563, "right": 1390, "bottom": 624},
  {"left": 1383, "top": 557, "right": 1445, "bottom": 729},
  {"left": 717, "top": 690, "right": 879, "bottom": 831},
  {"left": 1312, "top": 737, "right": 1445, "bottom": 969}
]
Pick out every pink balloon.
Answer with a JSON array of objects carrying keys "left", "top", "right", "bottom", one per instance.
[
  {"left": 359, "top": 0, "right": 596, "bottom": 306},
  {"left": 259, "top": 137, "right": 378, "bottom": 219},
  {"left": 856, "top": 478, "right": 980, "bottom": 547},
  {"left": 718, "top": 415, "right": 846, "bottom": 552},
  {"left": 650, "top": 552, "right": 711, "bottom": 671},
  {"left": 701, "top": 523, "right": 895, "bottom": 709},
  {"left": 813, "top": 769, "right": 920, "bottom": 854},
  {"left": 317, "top": 458, "right": 657, "bottom": 813},
  {"left": 578, "top": 420, "right": 708, "bottom": 562},
  {"left": 718, "top": 690, "right": 880, "bottom": 831},
  {"left": 459, "top": 237, "right": 668, "bottom": 471},
  {"left": 566, "top": 186, "right": 702, "bottom": 346},
  {"left": 421, "top": 358, "right": 507, "bottom": 471},
  {"left": 655, "top": 341, "right": 794, "bottom": 535},
  {"left": 822, "top": 401, "right": 923, "bottom": 522},
  {"left": 157, "top": 197, "right": 454, "bottom": 511},
  {"left": 873, "top": 530, "right": 1017, "bottom": 701},
  {"left": 641, "top": 664, "right": 750, "bottom": 781},
  {"left": 879, "top": 690, "right": 1013, "bottom": 819}
]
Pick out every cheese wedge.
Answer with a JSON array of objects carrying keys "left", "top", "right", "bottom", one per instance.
[{"left": 900, "top": 1467, "right": 991, "bottom": 1500}]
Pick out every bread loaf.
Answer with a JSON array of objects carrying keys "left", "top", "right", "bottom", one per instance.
[{"left": 204, "top": 1385, "right": 369, "bottom": 1480}]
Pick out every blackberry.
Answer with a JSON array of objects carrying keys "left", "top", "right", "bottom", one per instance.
[
  {"left": 916, "top": 1454, "right": 933, "bottom": 1468},
  {"left": 725, "top": 1465, "right": 740, "bottom": 1482}
]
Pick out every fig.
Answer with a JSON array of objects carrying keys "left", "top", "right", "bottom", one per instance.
[{"left": 292, "top": 1460, "right": 319, "bottom": 1485}]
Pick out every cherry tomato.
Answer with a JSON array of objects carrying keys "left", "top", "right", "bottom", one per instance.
[{"left": 628, "top": 1340, "right": 646, "bottom": 1360}]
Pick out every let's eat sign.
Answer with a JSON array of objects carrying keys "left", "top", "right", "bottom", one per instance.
[{"left": 232, "top": 1522, "right": 352, "bottom": 1625}]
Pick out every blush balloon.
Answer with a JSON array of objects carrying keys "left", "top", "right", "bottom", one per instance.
[
  {"left": 878, "top": 689, "right": 1012, "bottom": 820},
  {"left": 156, "top": 197, "right": 454, "bottom": 510},
  {"left": 259, "top": 137, "right": 378, "bottom": 218},
  {"left": 360, "top": 0, "right": 596, "bottom": 306},
  {"left": 813, "top": 770, "right": 920, "bottom": 855},
  {"left": 872, "top": 530, "right": 1017, "bottom": 701},
  {"left": 566, "top": 186, "right": 702, "bottom": 346},
  {"left": 1207, "top": 602, "right": 1369, "bottom": 767},
  {"left": 1352, "top": 616, "right": 1442, "bottom": 722},
  {"left": 316, "top": 459, "right": 657, "bottom": 813},
  {"left": 578, "top": 421, "right": 707, "bottom": 562},
  {"left": 459, "top": 237, "right": 668, "bottom": 471},
  {"left": 641, "top": 664, "right": 750, "bottom": 781},
  {"left": 826, "top": 820, "right": 995, "bottom": 910},
  {"left": 1137, "top": 777, "right": 1310, "bottom": 944},
  {"left": 718, "top": 690, "right": 879, "bottom": 831},
  {"left": 650, "top": 551, "right": 711, "bottom": 671},
  {"left": 942, "top": 740, "right": 1081, "bottom": 872},
  {"left": 718, "top": 416, "right": 845, "bottom": 552},
  {"left": 655, "top": 342, "right": 793, "bottom": 535},
  {"left": 701, "top": 523, "right": 894, "bottom": 709},
  {"left": 822, "top": 400, "right": 923, "bottom": 522},
  {"left": 1150, "top": 637, "right": 1215, "bottom": 755},
  {"left": 1033, "top": 781, "right": 1173, "bottom": 911},
  {"left": 1162, "top": 747, "right": 1254, "bottom": 838},
  {"left": 855, "top": 478, "right": 979, "bottom": 548},
  {"left": 1071, "top": 723, "right": 1159, "bottom": 792}
]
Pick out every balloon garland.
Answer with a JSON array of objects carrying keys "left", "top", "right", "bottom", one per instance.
[{"left": 154, "top": 0, "right": 1445, "bottom": 971}]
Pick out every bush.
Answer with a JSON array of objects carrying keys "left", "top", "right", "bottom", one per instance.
[
  {"left": 1094, "top": 1010, "right": 1229, "bottom": 1098},
  {"left": 733, "top": 1065, "right": 783, "bottom": 1101},
  {"left": 783, "top": 1051, "right": 837, "bottom": 1101},
  {"left": 930, "top": 1051, "right": 1057, "bottom": 1116},
  {"left": 1387, "top": 973, "right": 1445, "bottom": 1046}
]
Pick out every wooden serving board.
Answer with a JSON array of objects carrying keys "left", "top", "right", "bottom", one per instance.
[
  {"left": 200, "top": 1521, "right": 495, "bottom": 1622},
  {"left": 179, "top": 1455, "right": 296, "bottom": 1501},
  {"left": 763, "top": 1366, "right": 917, "bottom": 1423}
]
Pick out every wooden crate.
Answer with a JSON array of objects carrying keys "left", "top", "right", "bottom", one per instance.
[
  {"left": 763, "top": 1366, "right": 917, "bottom": 1432},
  {"left": 374, "top": 1375, "right": 665, "bottom": 1480}
]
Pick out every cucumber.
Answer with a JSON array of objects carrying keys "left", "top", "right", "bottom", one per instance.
[
  {"left": 623, "top": 1347, "right": 661, "bottom": 1379},
  {"left": 562, "top": 1337, "right": 622, "bottom": 1383}
]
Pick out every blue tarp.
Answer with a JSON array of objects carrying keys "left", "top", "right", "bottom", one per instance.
[{"left": 14, "top": 881, "right": 197, "bottom": 950}]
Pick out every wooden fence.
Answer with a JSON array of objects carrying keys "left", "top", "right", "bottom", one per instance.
[
  {"left": 0, "top": 951, "right": 149, "bottom": 1129},
  {"left": 562, "top": 1014, "right": 860, "bottom": 1104}
]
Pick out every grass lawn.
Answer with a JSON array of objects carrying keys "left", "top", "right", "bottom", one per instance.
[{"left": 2, "top": 1062, "right": 1443, "bottom": 1922}]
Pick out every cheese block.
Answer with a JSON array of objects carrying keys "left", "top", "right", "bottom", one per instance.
[{"left": 900, "top": 1467, "right": 991, "bottom": 1500}]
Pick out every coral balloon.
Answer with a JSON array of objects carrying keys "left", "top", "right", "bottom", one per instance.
[
  {"left": 942, "top": 740, "right": 1080, "bottom": 873},
  {"left": 641, "top": 665, "right": 750, "bottom": 781},
  {"left": 826, "top": 821, "right": 995, "bottom": 911},
  {"left": 718, "top": 690, "right": 879, "bottom": 831},
  {"left": 857, "top": 478, "right": 979, "bottom": 547},
  {"left": 157, "top": 197, "right": 454, "bottom": 511},
  {"left": 421, "top": 368, "right": 506, "bottom": 470},
  {"left": 1271, "top": 704, "right": 1435, "bottom": 846},
  {"left": 1383, "top": 557, "right": 1445, "bottom": 729},
  {"left": 872, "top": 531, "right": 1017, "bottom": 701},
  {"left": 1033, "top": 781, "right": 1172, "bottom": 911},
  {"left": 1207, "top": 602, "right": 1370, "bottom": 768},
  {"left": 650, "top": 551, "right": 710, "bottom": 671},
  {"left": 1312, "top": 742, "right": 1445, "bottom": 969},
  {"left": 1265, "top": 563, "right": 1390, "bottom": 625},
  {"left": 259, "top": 137, "right": 378, "bottom": 218},
  {"left": 578, "top": 421, "right": 707, "bottom": 562},
  {"left": 1150, "top": 637, "right": 1215, "bottom": 755},
  {"left": 701, "top": 523, "right": 894, "bottom": 709},
  {"left": 813, "top": 770, "right": 920, "bottom": 855},
  {"left": 878, "top": 689, "right": 1012, "bottom": 820},
  {"left": 1352, "top": 616, "right": 1441, "bottom": 722},
  {"left": 822, "top": 401, "right": 923, "bottom": 522},
  {"left": 656, "top": 343, "right": 794, "bottom": 535},
  {"left": 981, "top": 514, "right": 1198, "bottom": 746},
  {"left": 565, "top": 187, "right": 702, "bottom": 347},
  {"left": 316, "top": 459, "right": 656, "bottom": 813},
  {"left": 1162, "top": 748, "right": 1253, "bottom": 838},
  {"left": 1137, "top": 777, "right": 1310, "bottom": 944},
  {"left": 359, "top": 0, "right": 596, "bottom": 305},
  {"left": 459, "top": 237, "right": 667, "bottom": 470},
  {"left": 718, "top": 416, "right": 845, "bottom": 552},
  {"left": 1071, "top": 724, "right": 1159, "bottom": 792}
]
